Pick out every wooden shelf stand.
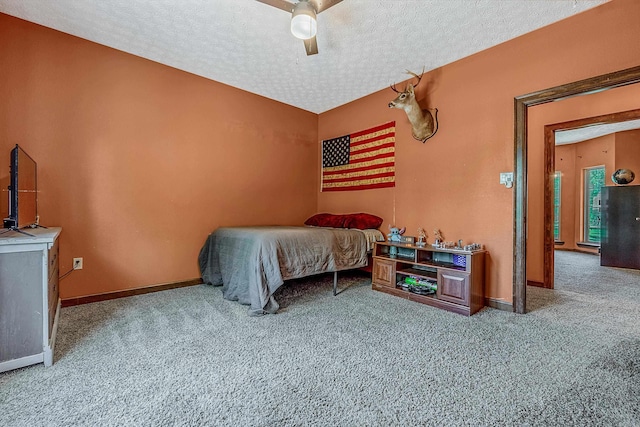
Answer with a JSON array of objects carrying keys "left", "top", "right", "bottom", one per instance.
[{"left": 371, "top": 242, "right": 486, "bottom": 316}]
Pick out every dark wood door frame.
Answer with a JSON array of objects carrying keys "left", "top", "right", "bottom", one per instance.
[
  {"left": 543, "top": 108, "right": 640, "bottom": 289},
  {"left": 513, "top": 65, "right": 640, "bottom": 314}
]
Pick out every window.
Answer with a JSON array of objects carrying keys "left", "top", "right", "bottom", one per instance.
[
  {"left": 553, "top": 172, "right": 561, "bottom": 241},
  {"left": 583, "top": 166, "right": 605, "bottom": 243}
]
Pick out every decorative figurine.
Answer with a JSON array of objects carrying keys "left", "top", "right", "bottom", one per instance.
[
  {"left": 612, "top": 168, "right": 635, "bottom": 185},
  {"left": 387, "top": 225, "right": 406, "bottom": 242},
  {"left": 433, "top": 229, "right": 443, "bottom": 247},
  {"left": 387, "top": 225, "right": 406, "bottom": 257},
  {"left": 417, "top": 228, "right": 427, "bottom": 247},
  {"left": 464, "top": 243, "right": 483, "bottom": 251}
]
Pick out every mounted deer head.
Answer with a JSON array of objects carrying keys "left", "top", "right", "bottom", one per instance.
[{"left": 389, "top": 69, "right": 439, "bottom": 143}]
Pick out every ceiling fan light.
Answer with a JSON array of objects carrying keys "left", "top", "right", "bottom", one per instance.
[{"left": 291, "top": 2, "right": 317, "bottom": 40}]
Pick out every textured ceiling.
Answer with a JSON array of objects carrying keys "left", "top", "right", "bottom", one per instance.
[
  {"left": 0, "top": 0, "right": 607, "bottom": 113},
  {"left": 555, "top": 119, "right": 640, "bottom": 145}
]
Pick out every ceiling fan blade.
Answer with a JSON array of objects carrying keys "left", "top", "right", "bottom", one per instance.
[
  {"left": 304, "top": 36, "right": 318, "bottom": 55},
  {"left": 255, "top": 0, "right": 295, "bottom": 13},
  {"left": 310, "top": 0, "right": 343, "bottom": 14}
]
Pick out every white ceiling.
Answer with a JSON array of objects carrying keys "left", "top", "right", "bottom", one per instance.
[
  {"left": 555, "top": 119, "right": 640, "bottom": 145},
  {"left": 0, "top": 0, "right": 607, "bottom": 114}
]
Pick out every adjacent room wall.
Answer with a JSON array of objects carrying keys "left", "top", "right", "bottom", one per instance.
[
  {"left": 0, "top": 14, "right": 319, "bottom": 299},
  {"left": 318, "top": 0, "right": 640, "bottom": 303},
  {"left": 555, "top": 134, "right": 615, "bottom": 252},
  {"left": 615, "top": 129, "right": 640, "bottom": 179},
  {"left": 555, "top": 144, "right": 577, "bottom": 247},
  {"left": 554, "top": 129, "right": 639, "bottom": 253}
]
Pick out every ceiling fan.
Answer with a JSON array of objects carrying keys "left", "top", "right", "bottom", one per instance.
[{"left": 256, "top": 0, "right": 343, "bottom": 56}]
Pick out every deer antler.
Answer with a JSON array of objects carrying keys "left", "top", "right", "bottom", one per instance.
[
  {"left": 405, "top": 67, "right": 425, "bottom": 89},
  {"left": 391, "top": 66, "right": 426, "bottom": 93}
]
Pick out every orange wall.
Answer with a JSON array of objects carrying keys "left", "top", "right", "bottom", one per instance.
[
  {"left": 3, "top": 0, "right": 640, "bottom": 304},
  {"left": 554, "top": 129, "right": 640, "bottom": 252},
  {"left": 555, "top": 144, "right": 577, "bottom": 247},
  {"left": 615, "top": 129, "right": 640, "bottom": 180},
  {"left": 319, "top": 0, "right": 640, "bottom": 302},
  {"left": 555, "top": 135, "right": 615, "bottom": 251},
  {"left": 0, "top": 14, "right": 318, "bottom": 299}
]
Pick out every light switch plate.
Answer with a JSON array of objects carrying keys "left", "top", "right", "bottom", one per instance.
[{"left": 500, "top": 172, "right": 514, "bottom": 188}]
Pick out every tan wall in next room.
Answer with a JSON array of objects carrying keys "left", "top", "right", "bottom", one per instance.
[
  {"left": 555, "top": 144, "right": 577, "bottom": 248},
  {"left": 554, "top": 129, "right": 640, "bottom": 254},
  {"left": 0, "top": 14, "right": 319, "bottom": 299},
  {"left": 614, "top": 129, "right": 640, "bottom": 182},
  {"left": 555, "top": 135, "right": 615, "bottom": 252}
]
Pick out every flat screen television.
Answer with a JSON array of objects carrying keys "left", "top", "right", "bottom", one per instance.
[{"left": 3, "top": 144, "right": 38, "bottom": 230}]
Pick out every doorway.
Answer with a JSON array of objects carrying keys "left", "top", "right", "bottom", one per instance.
[
  {"left": 543, "top": 109, "right": 640, "bottom": 289},
  {"left": 513, "top": 65, "right": 640, "bottom": 314}
]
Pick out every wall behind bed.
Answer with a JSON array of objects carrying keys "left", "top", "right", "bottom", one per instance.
[
  {"left": 317, "top": 0, "right": 640, "bottom": 306},
  {"left": 0, "top": 14, "right": 318, "bottom": 299}
]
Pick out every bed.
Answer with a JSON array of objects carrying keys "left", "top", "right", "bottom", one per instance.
[{"left": 198, "top": 221, "right": 384, "bottom": 316}]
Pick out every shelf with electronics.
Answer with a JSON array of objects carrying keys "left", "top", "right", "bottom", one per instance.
[{"left": 371, "top": 241, "right": 486, "bottom": 316}]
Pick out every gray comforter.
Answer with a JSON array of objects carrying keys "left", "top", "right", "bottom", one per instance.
[{"left": 198, "top": 226, "right": 369, "bottom": 315}]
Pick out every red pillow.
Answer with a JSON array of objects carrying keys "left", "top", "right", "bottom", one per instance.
[
  {"left": 343, "top": 213, "right": 383, "bottom": 230},
  {"left": 304, "top": 213, "right": 383, "bottom": 230},
  {"left": 304, "top": 213, "right": 347, "bottom": 228}
]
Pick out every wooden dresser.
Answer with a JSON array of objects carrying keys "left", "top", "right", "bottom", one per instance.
[{"left": 0, "top": 227, "right": 61, "bottom": 372}]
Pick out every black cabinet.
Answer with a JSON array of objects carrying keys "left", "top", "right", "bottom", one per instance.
[{"left": 600, "top": 186, "right": 640, "bottom": 269}]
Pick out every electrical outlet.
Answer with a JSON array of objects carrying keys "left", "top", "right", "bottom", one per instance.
[{"left": 73, "top": 257, "right": 83, "bottom": 270}]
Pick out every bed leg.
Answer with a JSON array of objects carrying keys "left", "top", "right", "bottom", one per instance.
[{"left": 333, "top": 271, "right": 338, "bottom": 296}]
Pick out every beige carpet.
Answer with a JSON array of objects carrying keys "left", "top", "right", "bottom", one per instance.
[{"left": 0, "top": 257, "right": 638, "bottom": 426}]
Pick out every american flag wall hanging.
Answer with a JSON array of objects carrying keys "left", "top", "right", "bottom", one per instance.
[{"left": 321, "top": 122, "right": 395, "bottom": 192}]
